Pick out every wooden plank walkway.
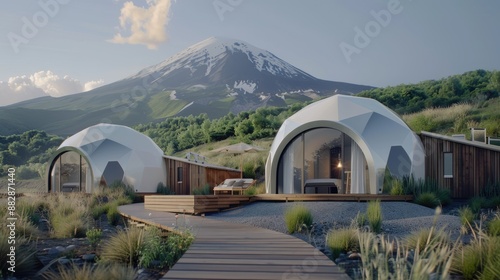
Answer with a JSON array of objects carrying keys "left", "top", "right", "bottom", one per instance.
[{"left": 119, "top": 203, "right": 350, "bottom": 280}]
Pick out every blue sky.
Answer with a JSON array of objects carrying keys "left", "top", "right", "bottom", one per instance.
[{"left": 1, "top": 0, "right": 500, "bottom": 106}]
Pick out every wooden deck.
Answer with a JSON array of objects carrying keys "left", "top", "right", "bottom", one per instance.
[
  {"left": 144, "top": 194, "right": 414, "bottom": 215},
  {"left": 145, "top": 195, "right": 252, "bottom": 214},
  {"left": 119, "top": 203, "right": 350, "bottom": 280},
  {"left": 253, "top": 194, "right": 414, "bottom": 202}
]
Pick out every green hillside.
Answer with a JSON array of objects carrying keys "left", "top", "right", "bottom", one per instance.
[{"left": 1, "top": 69, "right": 500, "bottom": 181}]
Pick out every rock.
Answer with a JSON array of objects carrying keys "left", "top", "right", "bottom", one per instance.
[
  {"left": 66, "top": 245, "right": 76, "bottom": 251},
  {"left": 47, "top": 247, "right": 60, "bottom": 255},
  {"left": 348, "top": 252, "right": 361, "bottom": 260},
  {"left": 58, "top": 258, "right": 70, "bottom": 265},
  {"left": 56, "top": 246, "right": 66, "bottom": 253},
  {"left": 82, "top": 254, "right": 96, "bottom": 262}
]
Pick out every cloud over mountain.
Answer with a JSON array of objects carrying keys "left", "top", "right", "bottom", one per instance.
[
  {"left": 109, "top": 0, "right": 172, "bottom": 49},
  {"left": 0, "top": 71, "right": 103, "bottom": 106}
]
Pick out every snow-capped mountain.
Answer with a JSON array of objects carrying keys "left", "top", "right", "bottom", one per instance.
[
  {"left": 124, "top": 37, "right": 372, "bottom": 96},
  {"left": 1, "top": 37, "right": 374, "bottom": 136}
]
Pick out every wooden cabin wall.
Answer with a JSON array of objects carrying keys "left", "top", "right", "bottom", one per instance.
[
  {"left": 420, "top": 134, "right": 500, "bottom": 199},
  {"left": 164, "top": 157, "right": 242, "bottom": 195}
]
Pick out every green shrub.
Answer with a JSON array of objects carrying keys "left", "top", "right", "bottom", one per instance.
[
  {"left": 107, "top": 203, "right": 121, "bottom": 226},
  {"left": 481, "top": 236, "right": 500, "bottom": 279},
  {"left": 487, "top": 215, "right": 500, "bottom": 236},
  {"left": 86, "top": 228, "right": 103, "bottom": 250},
  {"left": 458, "top": 206, "right": 476, "bottom": 227},
  {"left": 91, "top": 203, "right": 110, "bottom": 220},
  {"left": 101, "top": 227, "right": 145, "bottom": 266},
  {"left": 156, "top": 182, "right": 175, "bottom": 195},
  {"left": 435, "top": 188, "right": 452, "bottom": 206},
  {"left": 485, "top": 196, "right": 500, "bottom": 208},
  {"left": 352, "top": 211, "right": 366, "bottom": 229},
  {"left": 51, "top": 211, "right": 88, "bottom": 238},
  {"left": 359, "top": 230, "right": 453, "bottom": 280},
  {"left": 284, "top": 204, "right": 313, "bottom": 234},
  {"left": 366, "top": 200, "right": 382, "bottom": 233},
  {"left": 108, "top": 181, "right": 136, "bottom": 202},
  {"left": 163, "top": 232, "right": 194, "bottom": 268},
  {"left": 404, "top": 227, "right": 450, "bottom": 253},
  {"left": 415, "top": 192, "right": 440, "bottom": 208},
  {"left": 469, "top": 196, "right": 487, "bottom": 213},
  {"left": 452, "top": 241, "right": 484, "bottom": 280},
  {"left": 326, "top": 228, "right": 359, "bottom": 259},
  {"left": 140, "top": 227, "right": 167, "bottom": 268},
  {"left": 192, "top": 184, "right": 211, "bottom": 195},
  {"left": 389, "top": 179, "right": 404, "bottom": 195},
  {"left": 42, "top": 263, "right": 136, "bottom": 280}
]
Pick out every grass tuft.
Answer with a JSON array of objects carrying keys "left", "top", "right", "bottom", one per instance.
[
  {"left": 42, "top": 263, "right": 136, "bottom": 280},
  {"left": 284, "top": 204, "right": 313, "bottom": 234},
  {"left": 414, "top": 192, "right": 440, "bottom": 208},
  {"left": 326, "top": 228, "right": 359, "bottom": 259},
  {"left": 366, "top": 200, "right": 382, "bottom": 233},
  {"left": 101, "top": 227, "right": 145, "bottom": 266},
  {"left": 458, "top": 206, "right": 476, "bottom": 227}
]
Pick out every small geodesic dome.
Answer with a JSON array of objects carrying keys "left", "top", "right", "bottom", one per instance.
[
  {"left": 47, "top": 123, "right": 166, "bottom": 193},
  {"left": 265, "top": 95, "right": 425, "bottom": 195}
]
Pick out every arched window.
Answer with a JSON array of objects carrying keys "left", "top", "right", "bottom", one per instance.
[{"left": 277, "top": 128, "right": 367, "bottom": 194}]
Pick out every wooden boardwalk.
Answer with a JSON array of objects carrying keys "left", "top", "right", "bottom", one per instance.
[{"left": 119, "top": 203, "right": 350, "bottom": 280}]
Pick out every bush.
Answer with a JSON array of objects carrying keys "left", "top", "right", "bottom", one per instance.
[
  {"left": 404, "top": 227, "right": 450, "bottom": 253},
  {"left": 192, "top": 184, "right": 212, "bottom": 195},
  {"left": 458, "top": 206, "right": 476, "bottom": 227},
  {"left": 452, "top": 240, "right": 485, "bottom": 280},
  {"left": 86, "top": 228, "right": 103, "bottom": 250},
  {"left": 108, "top": 181, "right": 136, "bottom": 202},
  {"left": 366, "top": 200, "right": 382, "bottom": 233},
  {"left": 107, "top": 203, "right": 121, "bottom": 226},
  {"left": 389, "top": 179, "right": 404, "bottom": 195},
  {"left": 42, "top": 263, "right": 137, "bottom": 280},
  {"left": 326, "top": 228, "right": 359, "bottom": 259},
  {"left": 359, "top": 230, "right": 453, "bottom": 279},
  {"left": 140, "top": 227, "right": 167, "bottom": 268},
  {"left": 91, "top": 203, "right": 110, "bottom": 220},
  {"left": 163, "top": 232, "right": 194, "bottom": 268},
  {"left": 415, "top": 192, "right": 440, "bottom": 208},
  {"left": 435, "top": 188, "right": 452, "bottom": 206},
  {"left": 352, "top": 211, "right": 366, "bottom": 229},
  {"left": 284, "top": 204, "right": 313, "bottom": 234},
  {"left": 487, "top": 215, "right": 500, "bottom": 236},
  {"left": 101, "top": 227, "right": 145, "bottom": 266},
  {"left": 156, "top": 182, "right": 174, "bottom": 195},
  {"left": 469, "top": 196, "right": 487, "bottom": 213}
]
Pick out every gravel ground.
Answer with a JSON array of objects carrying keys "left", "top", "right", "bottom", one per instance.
[{"left": 206, "top": 201, "right": 464, "bottom": 251}]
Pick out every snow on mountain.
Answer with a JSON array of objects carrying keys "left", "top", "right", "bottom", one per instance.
[{"left": 132, "top": 37, "right": 313, "bottom": 80}]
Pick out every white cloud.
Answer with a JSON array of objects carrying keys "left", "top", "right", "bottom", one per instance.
[
  {"left": 0, "top": 71, "right": 104, "bottom": 106},
  {"left": 109, "top": 0, "right": 172, "bottom": 49}
]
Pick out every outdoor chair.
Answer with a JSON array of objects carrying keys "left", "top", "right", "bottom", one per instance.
[{"left": 213, "top": 178, "right": 255, "bottom": 195}]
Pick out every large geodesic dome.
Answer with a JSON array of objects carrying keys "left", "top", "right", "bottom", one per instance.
[
  {"left": 47, "top": 123, "right": 166, "bottom": 193},
  {"left": 265, "top": 95, "right": 425, "bottom": 195}
]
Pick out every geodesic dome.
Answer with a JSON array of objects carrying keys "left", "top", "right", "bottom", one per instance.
[
  {"left": 47, "top": 123, "right": 166, "bottom": 193},
  {"left": 265, "top": 95, "right": 425, "bottom": 194}
]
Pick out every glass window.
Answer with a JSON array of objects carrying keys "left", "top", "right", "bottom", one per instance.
[
  {"left": 177, "top": 167, "right": 183, "bottom": 183},
  {"left": 444, "top": 152, "right": 453, "bottom": 178},
  {"left": 277, "top": 128, "right": 365, "bottom": 194}
]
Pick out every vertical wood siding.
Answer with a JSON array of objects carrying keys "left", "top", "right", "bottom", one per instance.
[
  {"left": 164, "top": 157, "right": 240, "bottom": 195},
  {"left": 420, "top": 134, "right": 500, "bottom": 199}
]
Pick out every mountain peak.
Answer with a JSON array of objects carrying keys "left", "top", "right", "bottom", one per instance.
[{"left": 131, "top": 37, "right": 314, "bottom": 80}]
